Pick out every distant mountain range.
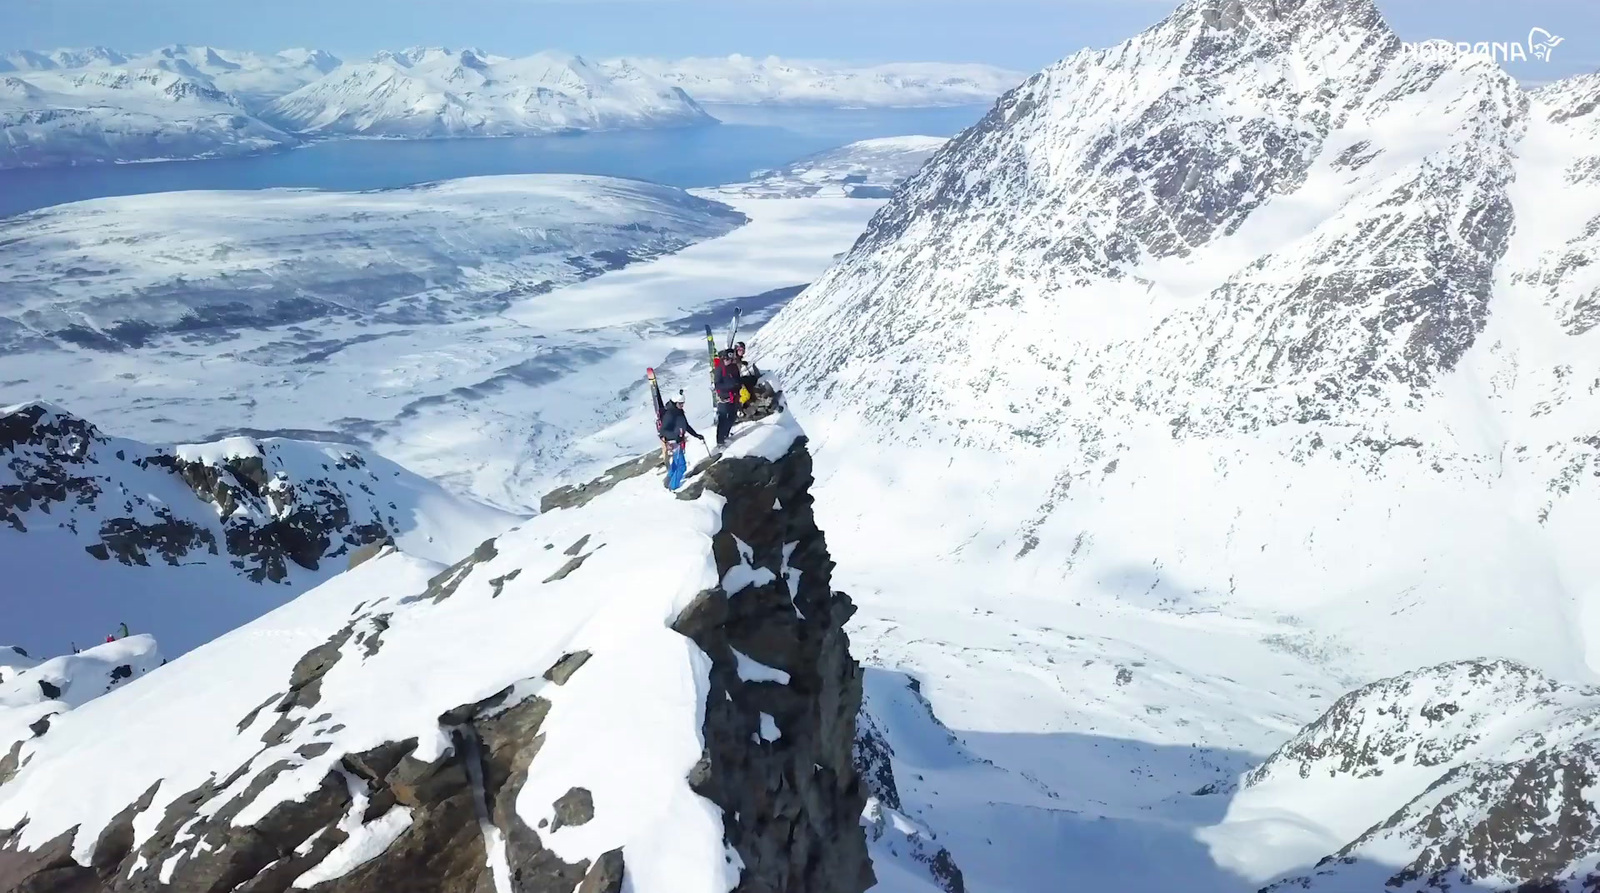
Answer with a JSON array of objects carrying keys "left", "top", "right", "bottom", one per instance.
[{"left": 0, "top": 44, "right": 1023, "bottom": 168}]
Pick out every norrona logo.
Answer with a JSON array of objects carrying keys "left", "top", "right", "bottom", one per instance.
[{"left": 1402, "top": 28, "right": 1565, "bottom": 63}]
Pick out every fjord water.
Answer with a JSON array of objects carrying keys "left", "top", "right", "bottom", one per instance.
[{"left": 0, "top": 105, "right": 988, "bottom": 218}]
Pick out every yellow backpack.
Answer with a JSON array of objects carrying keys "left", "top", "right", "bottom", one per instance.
[{"left": 739, "top": 386, "right": 751, "bottom": 404}]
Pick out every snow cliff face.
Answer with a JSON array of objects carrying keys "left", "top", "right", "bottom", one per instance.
[
  {"left": 757, "top": 0, "right": 1600, "bottom": 679},
  {"left": 2, "top": 402, "right": 518, "bottom": 657},
  {"left": 264, "top": 48, "right": 712, "bottom": 138},
  {"left": 0, "top": 413, "right": 877, "bottom": 893}
]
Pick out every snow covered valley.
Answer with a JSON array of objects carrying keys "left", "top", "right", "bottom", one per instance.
[{"left": 7, "top": 0, "right": 1600, "bottom": 890}]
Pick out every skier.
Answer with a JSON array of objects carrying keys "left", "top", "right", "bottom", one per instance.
[
  {"left": 733, "top": 342, "right": 762, "bottom": 396},
  {"left": 658, "top": 391, "right": 704, "bottom": 489},
  {"left": 713, "top": 349, "right": 743, "bottom": 447},
  {"left": 117, "top": 621, "right": 129, "bottom": 640}
]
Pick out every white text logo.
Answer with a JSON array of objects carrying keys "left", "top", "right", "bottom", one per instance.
[{"left": 1402, "top": 27, "right": 1565, "bottom": 64}]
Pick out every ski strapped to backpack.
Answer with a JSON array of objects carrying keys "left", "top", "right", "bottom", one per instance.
[
  {"left": 727, "top": 307, "right": 742, "bottom": 350},
  {"left": 705, "top": 325, "right": 720, "bottom": 403},
  {"left": 647, "top": 367, "right": 664, "bottom": 433}
]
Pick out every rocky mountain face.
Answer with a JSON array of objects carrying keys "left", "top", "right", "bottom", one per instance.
[
  {"left": 1228, "top": 659, "right": 1600, "bottom": 891},
  {"left": 2, "top": 401, "right": 517, "bottom": 656},
  {"left": 0, "top": 412, "right": 878, "bottom": 893}
]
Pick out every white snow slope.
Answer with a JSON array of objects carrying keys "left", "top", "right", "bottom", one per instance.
[
  {"left": 0, "top": 174, "right": 747, "bottom": 345},
  {"left": 1, "top": 400, "right": 519, "bottom": 659},
  {"left": 264, "top": 47, "right": 712, "bottom": 138},
  {"left": 604, "top": 55, "right": 1025, "bottom": 107},
  {"left": 0, "top": 635, "right": 164, "bottom": 760},
  {"left": 743, "top": 0, "right": 1600, "bottom": 889}
]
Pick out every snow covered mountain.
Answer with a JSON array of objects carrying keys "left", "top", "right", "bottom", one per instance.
[
  {"left": 265, "top": 48, "right": 713, "bottom": 138},
  {"left": 0, "top": 413, "right": 884, "bottom": 893},
  {"left": 604, "top": 55, "right": 1024, "bottom": 107},
  {"left": 0, "top": 65, "right": 298, "bottom": 168},
  {"left": 724, "top": 136, "right": 948, "bottom": 199},
  {"left": 1206, "top": 659, "right": 1600, "bottom": 890},
  {"left": 759, "top": 0, "right": 1600, "bottom": 678},
  {"left": 126, "top": 45, "right": 343, "bottom": 110},
  {"left": 2, "top": 401, "right": 518, "bottom": 658},
  {"left": 0, "top": 175, "right": 746, "bottom": 348},
  {"left": 746, "top": 0, "right": 1600, "bottom": 888}
]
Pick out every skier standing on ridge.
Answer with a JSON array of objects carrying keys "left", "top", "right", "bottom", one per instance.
[
  {"left": 658, "top": 390, "right": 704, "bottom": 490},
  {"left": 713, "top": 348, "right": 743, "bottom": 448}
]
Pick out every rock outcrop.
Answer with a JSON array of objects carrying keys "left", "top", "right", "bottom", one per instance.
[{"left": 0, "top": 412, "right": 876, "bottom": 893}]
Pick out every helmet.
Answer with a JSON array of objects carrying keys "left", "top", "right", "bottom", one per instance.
[
  {"left": 671, "top": 390, "right": 686, "bottom": 403},
  {"left": 734, "top": 341, "right": 746, "bottom": 354}
]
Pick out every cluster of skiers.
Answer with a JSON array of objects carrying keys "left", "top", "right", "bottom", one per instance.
[
  {"left": 69, "top": 622, "right": 130, "bottom": 653},
  {"left": 652, "top": 325, "right": 780, "bottom": 490}
]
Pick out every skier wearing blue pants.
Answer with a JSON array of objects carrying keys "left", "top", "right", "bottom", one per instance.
[{"left": 658, "top": 391, "right": 704, "bottom": 490}]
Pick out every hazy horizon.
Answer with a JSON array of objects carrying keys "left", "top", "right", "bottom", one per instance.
[{"left": 4, "top": 0, "right": 1597, "bottom": 81}]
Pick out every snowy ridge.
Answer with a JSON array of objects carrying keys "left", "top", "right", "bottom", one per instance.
[
  {"left": 0, "top": 413, "right": 879, "bottom": 893},
  {"left": 264, "top": 48, "right": 712, "bottom": 138},
  {"left": 0, "top": 636, "right": 164, "bottom": 766},
  {"left": 1, "top": 401, "right": 518, "bottom": 657},
  {"left": 604, "top": 55, "right": 1024, "bottom": 107}
]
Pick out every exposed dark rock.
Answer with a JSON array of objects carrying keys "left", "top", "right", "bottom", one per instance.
[
  {"left": 0, "top": 741, "right": 24, "bottom": 788},
  {"left": 27, "top": 716, "right": 52, "bottom": 738},
  {"left": 235, "top": 694, "right": 283, "bottom": 736},
  {"left": 347, "top": 538, "right": 395, "bottom": 571},
  {"left": 406, "top": 538, "right": 499, "bottom": 605},
  {"left": 36, "top": 680, "right": 60, "bottom": 700},
  {"left": 563, "top": 534, "right": 591, "bottom": 556},
  {"left": 278, "top": 622, "right": 357, "bottom": 715},
  {"left": 539, "top": 452, "right": 662, "bottom": 514},
  {"left": 550, "top": 787, "right": 594, "bottom": 831},
  {"left": 674, "top": 437, "right": 876, "bottom": 893},
  {"left": 576, "top": 849, "right": 624, "bottom": 893},
  {"left": 543, "top": 651, "right": 591, "bottom": 685},
  {"left": 488, "top": 568, "right": 522, "bottom": 598},
  {"left": 541, "top": 553, "right": 588, "bottom": 584},
  {"left": 1, "top": 402, "right": 397, "bottom": 588},
  {"left": 295, "top": 742, "right": 332, "bottom": 759}
]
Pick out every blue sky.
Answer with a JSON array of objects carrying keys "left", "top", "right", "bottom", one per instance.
[{"left": 4, "top": 0, "right": 1596, "bottom": 80}]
